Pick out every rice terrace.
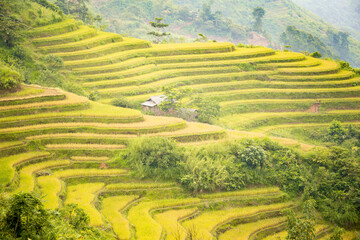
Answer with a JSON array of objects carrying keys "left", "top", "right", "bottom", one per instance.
[{"left": 0, "top": 0, "right": 359, "bottom": 239}]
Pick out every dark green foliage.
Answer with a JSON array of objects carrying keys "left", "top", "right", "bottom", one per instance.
[
  {"left": 31, "top": 0, "right": 60, "bottom": 12},
  {"left": 119, "top": 135, "right": 359, "bottom": 226},
  {"left": 193, "top": 97, "right": 220, "bottom": 123},
  {"left": 329, "top": 227, "right": 345, "bottom": 240},
  {"left": 281, "top": 26, "right": 333, "bottom": 58},
  {"left": 303, "top": 146, "right": 360, "bottom": 227},
  {"left": 235, "top": 145, "right": 267, "bottom": 168},
  {"left": 0, "top": 193, "right": 114, "bottom": 239},
  {"left": 59, "top": 204, "right": 89, "bottom": 230},
  {"left": 286, "top": 200, "right": 316, "bottom": 240},
  {"left": 338, "top": 60, "right": 360, "bottom": 74},
  {"left": 310, "top": 51, "right": 322, "bottom": 58},
  {"left": 0, "top": 1, "right": 25, "bottom": 47},
  {"left": 1, "top": 193, "right": 52, "bottom": 240},
  {"left": 327, "top": 120, "right": 347, "bottom": 143},
  {"left": 122, "top": 137, "right": 183, "bottom": 179},
  {"left": 253, "top": 7, "right": 265, "bottom": 33}
]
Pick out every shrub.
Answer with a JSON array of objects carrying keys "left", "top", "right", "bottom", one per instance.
[
  {"left": 180, "top": 145, "right": 245, "bottom": 193},
  {"left": 327, "top": 120, "right": 347, "bottom": 143},
  {"left": 0, "top": 1, "right": 24, "bottom": 47},
  {"left": 180, "top": 156, "right": 229, "bottom": 193},
  {"left": 111, "top": 96, "right": 135, "bottom": 108},
  {"left": 122, "top": 137, "right": 183, "bottom": 179},
  {"left": 88, "top": 90, "right": 99, "bottom": 101},
  {"left": 310, "top": 51, "right": 322, "bottom": 58},
  {"left": 193, "top": 97, "right": 220, "bottom": 123},
  {"left": 234, "top": 145, "right": 267, "bottom": 168},
  {"left": 59, "top": 204, "right": 89, "bottom": 230},
  {"left": 43, "top": 55, "right": 64, "bottom": 71},
  {"left": 0, "top": 65, "right": 21, "bottom": 91}
]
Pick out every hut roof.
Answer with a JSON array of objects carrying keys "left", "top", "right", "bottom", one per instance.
[{"left": 141, "top": 95, "right": 167, "bottom": 107}]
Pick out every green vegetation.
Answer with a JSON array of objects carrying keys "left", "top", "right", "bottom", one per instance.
[
  {"left": 0, "top": 192, "right": 112, "bottom": 240},
  {"left": 148, "top": 17, "right": 170, "bottom": 43},
  {"left": 0, "top": 65, "right": 21, "bottom": 91},
  {"left": 1, "top": 2, "right": 360, "bottom": 239},
  {"left": 253, "top": 7, "right": 266, "bottom": 33},
  {"left": 122, "top": 137, "right": 183, "bottom": 179},
  {"left": 280, "top": 26, "right": 333, "bottom": 58}
]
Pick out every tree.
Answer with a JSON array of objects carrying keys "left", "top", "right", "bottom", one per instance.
[
  {"left": 55, "top": 0, "right": 102, "bottom": 25},
  {"left": 59, "top": 204, "right": 89, "bottom": 230},
  {"left": 286, "top": 200, "right": 316, "bottom": 240},
  {"left": 147, "top": 17, "right": 170, "bottom": 44},
  {"left": 327, "top": 120, "right": 346, "bottom": 143},
  {"left": 200, "top": 1, "right": 215, "bottom": 22},
  {"left": 1, "top": 193, "right": 52, "bottom": 239},
  {"left": 310, "top": 51, "right": 322, "bottom": 58},
  {"left": 0, "top": 1, "right": 25, "bottom": 47},
  {"left": 159, "top": 86, "right": 190, "bottom": 112},
  {"left": 252, "top": 7, "right": 265, "bottom": 33},
  {"left": 338, "top": 31, "right": 349, "bottom": 56},
  {"left": 122, "top": 137, "right": 183, "bottom": 179},
  {"left": 235, "top": 145, "right": 267, "bottom": 168},
  {"left": 193, "top": 97, "right": 220, "bottom": 123},
  {"left": 194, "top": 33, "right": 209, "bottom": 42}
]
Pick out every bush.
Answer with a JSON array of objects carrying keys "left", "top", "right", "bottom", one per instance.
[
  {"left": 111, "top": 96, "right": 135, "bottom": 108},
  {"left": 122, "top": 137, "right": 183, "bottom": 179},
  {"left": 180, "top": 155, "right": 244, "bottom": 193},
  {"left": 193, "top": 97, "right": 220, "bottom": 123},
  {"left": 88, "top": 90, "right": 99, "bottom": 101},
  {"left": 310, "top": 51, "right": 322, "bottom": 58},
  {"left": 233, "top": 145, "right": 267, "bottom": 168},
  {"left": 43, "top": 54, "right": 64, "bottom": 71},
  {"left": 0, "top": 65, "right": 21, "bottom": 91},
  {"left": 327, "top": 120, "right": 347, "bottom": 143}
]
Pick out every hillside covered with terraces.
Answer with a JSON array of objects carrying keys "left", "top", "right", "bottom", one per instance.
[{"left": 0, "top": 1, "right": 359, "bottom": 239}]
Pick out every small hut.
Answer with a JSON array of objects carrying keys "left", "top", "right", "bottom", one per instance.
[
  {"left": 99, "top": 163, "right": 108, "bottom": 169},
  {"left": 141, "top": 95, "right": 167, "bottom": 114}
]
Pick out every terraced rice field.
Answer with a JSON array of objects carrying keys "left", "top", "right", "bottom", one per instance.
[
  {"left": 1, "top": 18, "right": 358, "bottom": 239},
  {"left": 28, "top": 18, "right": 360, "bottom": 137},
  {"left": 0, "top": 82, "right": 231, "bottom": 238}
]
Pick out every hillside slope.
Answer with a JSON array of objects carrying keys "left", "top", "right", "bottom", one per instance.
[
  {"left": 292, "top": 0, "right": 360, "bottom": 41},
  {"left": 29, "top": 19, "right": 360, "bottom": 136},
  {"left": 90, "top": 0, "right": 360, "bottom": 67},
  {"left": 1, "top": 6, "right": 360, "bottom": 239},
  {"left": 0, "top": 84, "right": 299, "bottom": 239}
]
